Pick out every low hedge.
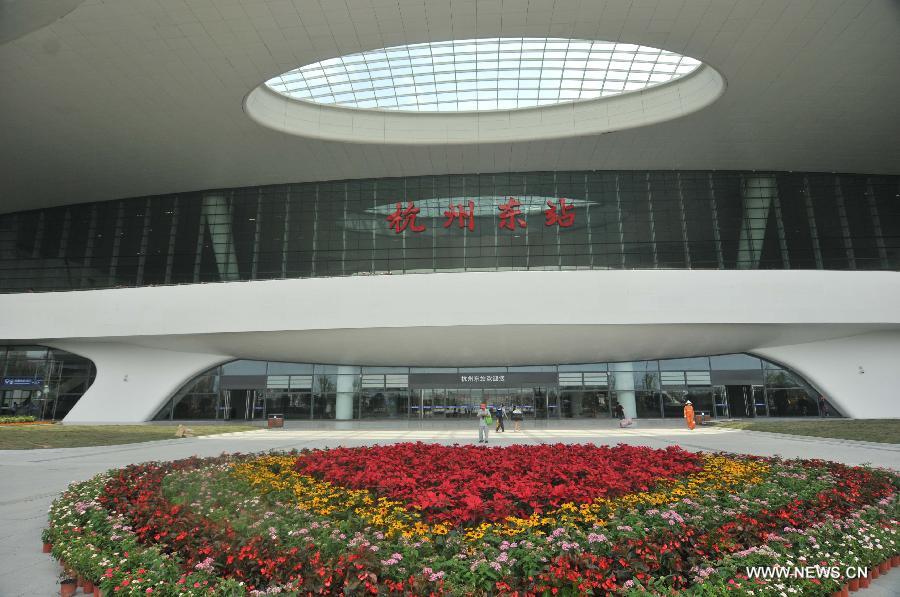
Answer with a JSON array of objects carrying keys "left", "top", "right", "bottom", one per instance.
[{"left": 0, "top": 415, "right": 37, "bottom": 424}]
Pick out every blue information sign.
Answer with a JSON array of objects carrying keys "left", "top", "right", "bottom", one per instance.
[{"left": 1, "top": 377, "right": 44, "bottom": 387}]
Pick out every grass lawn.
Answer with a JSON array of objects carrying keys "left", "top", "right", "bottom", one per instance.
[
  {"left": 0, "top": 424, "right": 258, "bottom": 450},
  {"left": 717, "top": 419, "right": 900, "bottom": 444}
]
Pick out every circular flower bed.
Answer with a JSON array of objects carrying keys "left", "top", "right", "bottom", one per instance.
[{"left": 44, "top": 443, "right": 899, "bottom": 596}]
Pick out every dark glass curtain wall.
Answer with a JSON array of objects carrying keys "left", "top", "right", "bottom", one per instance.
[{"left": 1, "top": 171, "right": 898, "bottom": 292}]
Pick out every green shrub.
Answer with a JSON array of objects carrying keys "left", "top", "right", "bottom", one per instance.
[{"left": 0, "top": 415, "right": 37, "bottom": 424}]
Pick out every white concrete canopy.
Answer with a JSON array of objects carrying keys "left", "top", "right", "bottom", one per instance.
[{"left": 1, "top": 270, "right": 899, "bottom": 421}]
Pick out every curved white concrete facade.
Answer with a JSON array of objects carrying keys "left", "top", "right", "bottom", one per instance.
[{"left": 1, "top": 270, "right": 898, "bottom": 421}]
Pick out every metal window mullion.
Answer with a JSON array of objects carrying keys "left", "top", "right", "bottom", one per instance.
[
  {"left": 282, "top": 190, "right": 290, "bottom": 278},
  {"left": 554, "top": 172, "right": 561, "bottom": 268},
  {"left": 372, "top": 181, "right": 378, "bottom": 273},
  {"left": 80, "top": 204, "right": 98, "bottom": 288},
  {"left": 109, "top": 201, "right": 124, "bottom": 285},
  {"left": 615, "top": 173, "right": 625, "bottom": 269},
  {"left": 676, "top": 173, "right": 691, "bottom": 268},
  {"left": 49, "top": 359, "right": 59, "bottom": 421},
  {"left": 135, "top": 198, "right": 152, "bottom": 285},
  {"left": 6, "top": 213, "right": 20, "bottom": 289},
  {"left": 523, "top": 175, "right": 530, "bottom": 269},
  {"left": 802, "top": 177, "right": 824, "bottom": 269},
  {"left": 585, "top": 173, "right": 594, "bottom": 269},
  {"left": 431, "top": 176, "right": 444, "bottom": 271},
  {"left": 865, "top": 178, "right": 889, "bottom": 269},
  {"left": 57, "top": 208, "right": 71, "bottom": 260},
  {"left": 402, "top": 178, "right": 408, "bottom": 272},
  {"left": 251, "top": 190, "right": 261, "bottom": 279},
  {"left": 770, "top": 181, "right": 790, "bottom": 269},
  {"left": 312, "top": 184, "right": 319, "bottom": 276},
  {"left": 192, "top": 197, "right": 205, "bottom": 283},
  {"left": 58, "top": 208, "right": 73, "bottom": 290},
  {"left": 708, "top": 173, "right": 724, "bottom": 269},
  {"left": 460, "top": 177, "right": 467, "bottom": 271},
  {"left": 31, "top": 212, "right": 45, "bottom": 259},
  {"left": 341, "top": 183, "right": 348, "bottom": 275},
  {"left": 228, "top": 191, "right": 237, "bottom": 280},
  {"left": 761, "top": 360, "right": 770, "bottom": 417},
  {"left": 645, "top": 173, "right": 658, "bottom": 268},
  {"left": 164, "top": 197, "right": 178, "bottom": 285},
  {"left": 833, "top": 176, "right": 855, "bottom": 269}
]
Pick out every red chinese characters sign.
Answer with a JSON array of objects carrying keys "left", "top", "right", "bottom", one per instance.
[
  {"left": 386, "top": 202, "right": 426, "bottom": 233},
  {"left": 443, "top": 200, "right": 475, "bottom": 231},
  {"left": 545, "top": 198, "right": 575, "bottom": 227},
  {"left": 385, "top": 197, "right": 576, "bottom": 233}
]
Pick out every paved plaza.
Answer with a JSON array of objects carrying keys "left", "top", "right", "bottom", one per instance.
[{"left": 1, "top": 420, "right": 898, "bottom": 596}]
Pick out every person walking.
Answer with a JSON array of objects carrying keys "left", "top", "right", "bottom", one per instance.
[
  {"left": 477, "top": 402, "right": 490, "bottom": 444},
  {"left": 614, "top": 402, "right": 624, "bottom": 420},
  {"left": 511, "top": 405, "right": 523, "bottom": 431},
  {"left": 818, "top": 395, "right": 829, "bottom": 417},
  {"left": 495, "top": 405, "right": 506, "bottom": 432},
  {"left": 683, "top": 400, "right": 696, "bottom": 430}
]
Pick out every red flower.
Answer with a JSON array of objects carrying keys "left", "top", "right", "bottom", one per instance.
[{"left": 292, "top": 443, "right": 703, "bottom": 525}]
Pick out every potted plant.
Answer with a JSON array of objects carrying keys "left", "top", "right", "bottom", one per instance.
[
  {"left": 59, "top": 575, "right": 77, "bottom": 597},
  {"left": 41, "top": 528, "right": 53, "bottom": 553}
]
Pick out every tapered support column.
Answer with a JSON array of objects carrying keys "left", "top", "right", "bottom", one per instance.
[
  {"left": 753, "top": 331, "right": 900, "bottom": 419},
  {"left": 49, "top": 341, "right": 228, "bottom": 423},
  {"left": 202, "top": 195, "right": 240, "bottom": 281},
  {"left": 336, "top": 365, "right": 358, "bottom": 420},
  {"left": 612, "top": 362, "right": 636, "bottom": 419},
  {"left": 736, "top": 177, "right": 775, "bottom": 269}
]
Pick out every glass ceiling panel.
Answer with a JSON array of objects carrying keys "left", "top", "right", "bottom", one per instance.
[{"left": 266, "top": 38, "right": 702, "bottom": 112}]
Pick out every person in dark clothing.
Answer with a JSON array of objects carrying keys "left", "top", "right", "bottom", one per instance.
[
  {"left": 614, "top": 403, "right": 625, "bottom": 420},
  {"left": 494, "top": 406, "right": 505, "bottom": 432}
]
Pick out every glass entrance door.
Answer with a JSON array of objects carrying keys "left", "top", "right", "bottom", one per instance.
[
  {"left": 751, "top": 385, "right": 767, "bottom": 417},
  {"left": 220, "top": 390, "right": 245, "bottom": 420},
  {"left": 413, "top": 386, "right": 553, "bottom": 419},
  {"left": 420, "top": 389, "right": 473, "bottom": 418},
  {"left": 248, "top": 390, "right": 266, "bottom": 419},
  {"left": 724, "top": 385, "right": 757, "bottom": 418},
  {"left": 713, "top": 385, "right": 729, "bottom": 418},
  {"left": 467, "top": 387, "right": 540, "bottom": 419}
]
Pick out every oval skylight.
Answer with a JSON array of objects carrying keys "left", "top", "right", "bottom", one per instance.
[{"left": 265, "top": 38, "right": 702, "bottom": 112}]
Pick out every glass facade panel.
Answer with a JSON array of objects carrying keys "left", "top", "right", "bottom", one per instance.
[
  {"left": 159, "top": 352, "right": 834, "bottom": 421},
  {"left": 2, "top": 171, "right": 897, "bottom": 294},
  {"left": 0, "top": 345, "right": 96, "bottom": 420}
]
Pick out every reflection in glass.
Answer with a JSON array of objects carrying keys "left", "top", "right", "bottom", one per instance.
[
  {"left": 634, "top": 391, "right": 661, "bottom": 418},
  {"left": 767, "top": 388, "right": 818, "bottom": 417}
]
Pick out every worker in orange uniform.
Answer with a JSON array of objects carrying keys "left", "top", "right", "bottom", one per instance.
[{"left": 683, "top": 400, "right": 696, "bottom": 430}]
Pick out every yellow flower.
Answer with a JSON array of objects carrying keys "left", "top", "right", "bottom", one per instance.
[{"left": 230, "top": 453, "right": 769, "bottom": 545}]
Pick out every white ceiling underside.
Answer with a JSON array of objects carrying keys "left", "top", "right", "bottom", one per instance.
[{"left": 1, "top": 0, "right": 899, "bottom": 215}]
